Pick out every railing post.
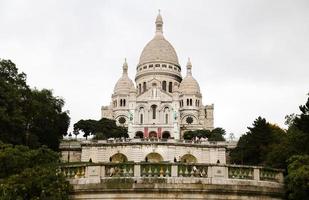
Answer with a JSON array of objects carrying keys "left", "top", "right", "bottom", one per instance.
[
  {"left": 134, "top": 164, "right": 140, "bottom": 177},
  {"left": 171, "top": 164, "right": 178, "bottom": 177},
  {"left": 254, "top": 168, "right": 260, "bottom": 181},
  {"left": 207, "top": 165, "right": 212, "bottom": 178},
  {"left": 100, "top": 165, "right": 105, "bottom": 178},
  {"left": 85, "top": 165, "right": 89, "bottom": 178},
  {"left": 277, "top": 171, "right": 284, "bottom": 183}
]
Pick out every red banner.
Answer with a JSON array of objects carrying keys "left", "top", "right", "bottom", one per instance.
[
  {"left": 157, "top": 127, "right": 162, "bottom": 138},
  {"left": 144, "top": 127, "right": 148, "bottom": 138}
]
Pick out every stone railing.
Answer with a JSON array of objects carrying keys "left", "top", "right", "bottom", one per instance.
[
  {"left": 140, "top": 162, "right": 171, "bottom": 177},
  {"left": 60, "top": 162, "right": 284, "bottom": 184},
  {"left": 75, "top": 138, "right": 236, "bottom": 148}
]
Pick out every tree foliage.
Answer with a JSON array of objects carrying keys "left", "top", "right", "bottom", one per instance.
[
  {"left": 74, "top": 118, "right": 128, "bottom": 139},
  {"left": 0, "top": 143, "right": 71, "bottom": 199},
  {"left": 183, "top": 127, "right": 226, "bottom": 141},
  {"left": 230, "top": 117, "right": 285, "bottom": 165},
  {"left": 285, "top": 155, "right": 309, "bottom": 200},
  {"left": 0, "top": 59, "right": 70, "bottom": 150},
  {"left": 230, "top": 95, "right": 309, "bottom": 199}
]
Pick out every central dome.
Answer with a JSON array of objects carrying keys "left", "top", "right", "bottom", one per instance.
[
  {"left": 138, "top": 13, "right": 179, "bottom": 66},
  {"left": 139, "top": 34, "right": 179, "bottom": 66}
]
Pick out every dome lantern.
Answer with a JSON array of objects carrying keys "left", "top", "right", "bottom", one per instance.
[
  {"left": 113, "top": 59, "right": 135, "bottom": 95},
  {"left": 179, "top": 58, "right": 201, "bottom": 95},
  {"left": 186, "top": 58, "right": 192, "bottom": 76},
  {"left": 155, "top": 10, "right": 163, "bottom": 34}
]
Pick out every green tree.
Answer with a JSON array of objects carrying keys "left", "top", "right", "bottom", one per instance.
[
  {"left": 285, "top": 155, "right": 309, "bottom": 200},
  {"left": 74, "top": 118, "right": 128, "bottom": 140},
  {"left": 0, "top": 59, "right": 30, "bottom": 145},
  {"left": 183, "top": 128, "right": 226, "bottom": 141},
  {"left": 266, "top": 95, "right": 309, "bottom": 169},
  {"left": 0, "top": 143, "right": 71, "bottom": 199},
  {"left": 230, "top": 117, "right": 285, "bottom": 165},
  {"left": 0, "top": 59, "right": 70, "bottom": 150}
]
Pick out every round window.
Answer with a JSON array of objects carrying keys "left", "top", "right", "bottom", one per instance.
[
  {"left": 186, "top": 116, "right": 193, "bottom": 124},
  {"left": 118, "top": 117, "right": 126, "bottom": 124}
]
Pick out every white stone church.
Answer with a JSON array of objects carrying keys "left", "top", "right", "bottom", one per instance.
[{"left": 101, "top": 12, "right": 214, "bottom": 140}]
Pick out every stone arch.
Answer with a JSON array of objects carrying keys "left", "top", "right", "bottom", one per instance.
[
  {"left": 162, "top": 131, "right": 171, "bottom": 139},
  {"left": 110, "top": 153, "right": 128, "bottom": 163},
  {"left": 149, "top": 131, "right": 157, "bottom": 138},
  {"left": 145, "top": 152, "right": 163, "bottom": 163},
  {"left": 135, "top": 131, "right": 144, "bottom": 138},
  {"left": 180, "top": 154, "right": 197, "bottom": 163}
]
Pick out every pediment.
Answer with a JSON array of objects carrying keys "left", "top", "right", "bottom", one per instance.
[{"left": 137, "top": 88, "right": 173, "bottom": 101}]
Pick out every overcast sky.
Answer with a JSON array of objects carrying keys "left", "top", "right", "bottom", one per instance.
[{"left": 0, "top": 0, "right": 308, "bottom": 138}]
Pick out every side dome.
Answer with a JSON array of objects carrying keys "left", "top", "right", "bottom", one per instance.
[
  {"left": 179, "top": 76, "right": 200, "bottom": 94},
  {"left": 138, "top": 12, "right": 179, "bottom": 66},
  {"left": 179, "top": 59, "right": 201, "bottom": 95},
  {"left": 114, "top": 60, "right": 135, "bottom": 95}
]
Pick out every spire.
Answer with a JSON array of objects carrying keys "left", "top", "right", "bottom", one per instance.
[
  {"left": 186, "top": 57, "right": 192, "bottom": 76},
  {"left": 122, "top": 58, "right": 128, "bottom": 75},
  {"left": 155, "top": 10, "right": 163, "bottom": 34}
]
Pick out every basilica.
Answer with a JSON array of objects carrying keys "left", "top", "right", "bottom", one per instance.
[
  {"left": 60, "top": 12, "right": 284, "bottom": 200},
  {"left": 101, "top": 12, "right": 214, "bottom": 139}
]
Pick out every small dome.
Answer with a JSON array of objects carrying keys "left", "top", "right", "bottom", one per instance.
[
  {"left": 114, "top": 60, "right": 135, "bottom": 95},
  {"left": 179, "top": 76, "right": 200, "bottom": 94},
  {"left": 138, "top": 12, "right": 179, "bottom": 66},
  {"left": 114, "top": 76, "right": 135, "bottom": 94},
  {"left": 179, "top": 58, "right": 200, "bottom": 95}
]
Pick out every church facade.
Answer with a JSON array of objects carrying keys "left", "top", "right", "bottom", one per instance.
[{"left": 101, "top": 13, "right": 214, "bottom": 139}]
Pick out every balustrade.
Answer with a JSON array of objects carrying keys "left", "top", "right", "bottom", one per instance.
[
  {"left": 228, "top": 166, "right": 253, "bottom": 180},
  {"left": 60, "top": 163, "right": 283, "bottom": 184},
  {"left": 61, "top": 165, "right": 85, "bottom": 178},
  {"left": 260, "top": 168, "right": 280, "bottom": 182},
  {"left": 178, "top": 164, "right": 208, "bottom": 177},
  {"left": 140, "top": 163, "right": 171, "bottom": 177},
  {"left": 105, "top": 163, "right": 134, "bottom": 177}
]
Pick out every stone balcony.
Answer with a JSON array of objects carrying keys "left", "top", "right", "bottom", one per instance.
[{"left": 60, "top": 162, "right": 285, "bottom": 200}]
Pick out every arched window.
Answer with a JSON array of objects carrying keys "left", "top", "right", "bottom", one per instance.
[
  {"left": 140, "top": 114, "right": 143, "bottom": 124},
  {"left": 168, "top": 82, "right": 172, "bottom": 92},
  {"left": 135, "top": 131, "right": 143, "bottom": 138},
  {"left": 162, "top": 131, "right": 171, "bottom": 139},
  {"left": 143, "top": 82, "right": 146, "bottom": 92},
  {"left": 190, "top": 99, "right": 192, "bottom": 106},
  {"left": 123, "top": 99, "right": 126, "bottom": 107},
  {"left": 151, "top": 105, "right": 157, "bottom": 119},
  {"left": 120, "top": 99, "right": 123, "bottom": 107},
  {"left": 162, "top": 81, "right": 167, "bottom": 91},
  {"left": 165, "top": 114, "right": 168, "bottom": 124},
  {"left": 139, "top": 84, "right": 141, "bottom": 94},
  {"left": 187, "top": 99, "right": 189, "bottom": 106}
]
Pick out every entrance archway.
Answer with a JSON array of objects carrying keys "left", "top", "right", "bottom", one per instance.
[
  {"left": 180, "top": 154, "right": 197, "bottom": 163},
  {"left": 110, "top": 153, "right": 128, "bottom": 163},
  {"left": 162, "top": 131, "right": 171, "bottom": 139},
  {"left": 149, "top": 131, "right": 157, "bottom": 138},
  {"left": 145, "top": 152, "right": 163, "bottom": 163},
  {"left": 135, "top": 131, "right": 144, "bottom": 138}
]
